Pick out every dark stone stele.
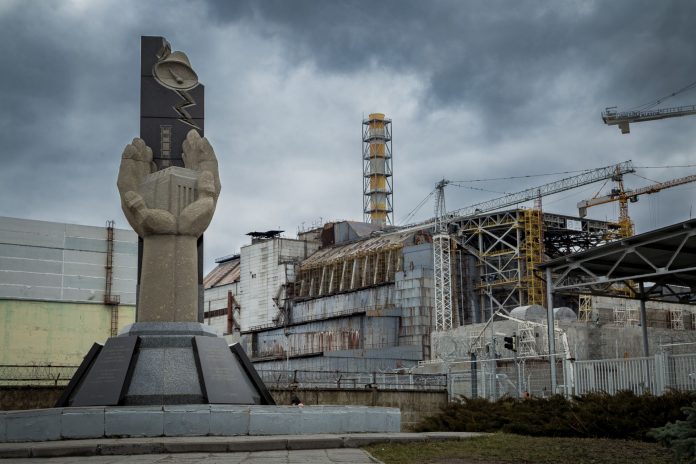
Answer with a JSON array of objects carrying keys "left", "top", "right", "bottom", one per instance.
[
  {"left": 69, "top": 336, "right": 140, "bottom": 407},
  {"left": 193, "top": 337, "right": 274, "bottom": 405},
  {"left": 139, "top": 36, "right": 205, "bottom": 321}
]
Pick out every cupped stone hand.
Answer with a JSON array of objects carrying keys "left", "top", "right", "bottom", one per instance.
[
  {"left": 179, "top": 130, "right": 221, "bottom": 236},
  {"left": 117, "top": 129, "right": 221, "bottom": 237}
]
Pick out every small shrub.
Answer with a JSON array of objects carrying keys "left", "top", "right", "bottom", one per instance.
[
  {"left": 650, "top": 402, "right": 696, "bottom": 462},
  {"left": 415, "top": 390, "right": 696, "bottom": 441}
]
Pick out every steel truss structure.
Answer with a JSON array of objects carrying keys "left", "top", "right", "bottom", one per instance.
[
  {"left": 451, "top": 210, "right": 618, "bottom": 322},
  {"left": 433, "top": 233, "right": 453, "bottom": 331},
  {"left": 541, "top": 218, "right": 696, "bottom": 364},
  {"left": 544, "top": 219, "right": 696, "bottom": 300}
]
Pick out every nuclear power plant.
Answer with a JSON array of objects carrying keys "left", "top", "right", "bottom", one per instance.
[
  {"left": 3, "top": 110, "right": 696, "bottom": 400},
  {"left": 200, "top": 112, "right": 696, "bottom": 398}
]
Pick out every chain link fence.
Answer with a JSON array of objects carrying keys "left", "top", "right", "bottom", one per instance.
[{"left": 259, "top": 369, "right": 447, "bottom": 391}]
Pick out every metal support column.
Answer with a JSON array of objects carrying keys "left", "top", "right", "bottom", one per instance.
[
  {"left": 545, "top": 267, "right": 557, "bottom": 393},
  {"left": 639, "top": 281, "right": 650, "bottom": 357}
]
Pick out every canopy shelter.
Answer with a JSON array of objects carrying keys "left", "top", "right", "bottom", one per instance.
[{"left": 537, "top": 218, "right": 696, "bottom": 391}]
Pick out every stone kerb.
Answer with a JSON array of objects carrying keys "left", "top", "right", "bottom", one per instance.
[{"left": 0, "top": 405, "right": 400, "bottom": 442}]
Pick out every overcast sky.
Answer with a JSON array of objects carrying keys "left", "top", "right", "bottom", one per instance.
[{"left": 1, "top": 0, "right": 696, "bottom": 272}]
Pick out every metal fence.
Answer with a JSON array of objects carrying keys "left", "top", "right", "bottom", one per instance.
[
  {"left": 447, "top": 356, "right": 561, "bottom": 401},
  {"left": 259, "top": 369, "right": 447, "bottom": 391},
  {"left": 4, "top": 352, "right": 696, "bottom": 398},
  {"left": 572, "top": 353, "right": 696, "bottom": 396},
  {"left": 447, "top": 351, "right": 696, "bottom": 400},
  {"left": 0, "top": 364, "right": 79, "bottom": 387}
]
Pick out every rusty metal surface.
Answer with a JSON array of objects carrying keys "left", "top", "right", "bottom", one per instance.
[{"left": 203, "top": 257, "right": 240, "bottom": 288}]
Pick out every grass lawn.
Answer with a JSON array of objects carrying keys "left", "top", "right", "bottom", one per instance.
[{"left": 364, "top": 433, "right": 677, "bottom": 463}]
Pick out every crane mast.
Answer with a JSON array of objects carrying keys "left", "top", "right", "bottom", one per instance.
[{"left": 433, "top": 179, "right": 453, "bottom": 331}]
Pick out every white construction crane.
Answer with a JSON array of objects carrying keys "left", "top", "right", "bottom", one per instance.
[
  {"left": 603, "top": 105, "right": 696, "bottom": 134},
  {"left": 430, "top": 160, "right": 636, "bottom": 333},
  {"left": 433, "top": 179, "right": 453, "bottom": 331},
  {"left": 603, "top": 80, "right": 696, "bottom": 134}
]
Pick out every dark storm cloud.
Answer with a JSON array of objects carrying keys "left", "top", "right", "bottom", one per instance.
[
  {"left": 1, "top": 0, "right": 696, "bottom": 269},
  {"left": 203, "top": 0, "right": 696, "bottom": 135}
]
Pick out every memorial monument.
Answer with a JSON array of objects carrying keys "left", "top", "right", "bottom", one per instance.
[
  {"left": 0, "top": 37, "right": 399, "bottom": 443},
  {"left": 54, "top": 37, "right": 274, "bottom": 407}
]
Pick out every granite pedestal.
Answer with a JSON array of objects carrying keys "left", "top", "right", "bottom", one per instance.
[{"left": 56, "top": 322, "right": 274, "bottom": 408}]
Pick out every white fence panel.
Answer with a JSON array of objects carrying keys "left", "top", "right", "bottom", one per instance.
[{"left": 574, "top": 357, "right": 655, "bottom": 395}]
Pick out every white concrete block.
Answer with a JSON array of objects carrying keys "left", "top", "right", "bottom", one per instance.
[
  {"left": 163, "top": 405, "right": 210, "bottom": 436},
  {"left": 105, "top": 406, "right": 163, "bottom": 438},
  {"left": 5, "top": 409, "right": 61, "bottom": 442},
  {"left": 210, "top": 405, "right": 250, "bottom": 436},
  {"left": 61, "top": 407, "right": 105, "bottom": 439}
]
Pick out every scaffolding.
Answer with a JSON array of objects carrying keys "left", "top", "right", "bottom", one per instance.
[
  {"left": 452, "top": 211, "right": 617, "bottom": 322},
  {"left": 671, "top": 308, "right": 685, "bottom": 331},
  {"left": 579, "top": 294, "right": 593, "bottom": 322},
  {"left": 517, "top": 321, "right": 538, "bottom": 356},
  {"left": 362, "top": 113, "right": 393, "bottom": 226},
  {"left": 521, "top": 208, "right": 545, "bottom": 306},
  {"left": 613, "top": 300, "right": 627, "bottom": 327}
]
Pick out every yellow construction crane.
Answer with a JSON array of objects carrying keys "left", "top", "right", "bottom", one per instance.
[{"left": 577, "top": 171, "right": 696, "bottom": 237}]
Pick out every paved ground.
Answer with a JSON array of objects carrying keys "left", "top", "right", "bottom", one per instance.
[
  {"left": 1, "top": 449, "right": 381, "bottom": 463},
  {"left": 0, "top": 433, "right": 484, "bottom": 462}
]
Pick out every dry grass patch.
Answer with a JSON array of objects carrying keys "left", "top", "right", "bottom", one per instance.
[{"left": 364, "top": 433, "right": 677, "bottom": 463}]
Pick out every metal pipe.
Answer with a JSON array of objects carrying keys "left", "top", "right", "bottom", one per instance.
[{"left": 545, "top": 267, "right": 557, "bottom": 393}]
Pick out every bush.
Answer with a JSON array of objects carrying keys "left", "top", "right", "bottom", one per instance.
[
  {"left": 415, "top": 390, "right": 696, "bottom": 441},
  {"left": 650, "top": 402, "right": 696, "bottom": 462}
]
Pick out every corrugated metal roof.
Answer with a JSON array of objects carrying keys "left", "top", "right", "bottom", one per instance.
[
  {"left": 299, "top": 230, "right": 419, "bottom": 270},
  {"left": 204, "top": 257, "right": 240, "bottom": 288}
]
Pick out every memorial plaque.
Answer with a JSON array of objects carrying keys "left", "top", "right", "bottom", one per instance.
[
  {"left": 230, "top": 343, "right": 276, "bottom": 405},
  {"left": 193, "top": 336, "right": 260, "bottom": 404},
  {"left": 71, "top": 336, "right": 140, "bottom": 407},
  {"left": 55, "top": 343, "right": 102, "bottom": 407}
]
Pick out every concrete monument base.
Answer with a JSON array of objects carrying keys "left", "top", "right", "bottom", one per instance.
[
  {"left": 56, "top": 322, "right": 275, "bottom": 407},
  {"left": 0, "top": 405, "right": 401, "bottom": 442}
]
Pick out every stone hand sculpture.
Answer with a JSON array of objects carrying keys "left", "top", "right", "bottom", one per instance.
[{"left": 117, "top": 130, "right": 221, "bottom": 322}]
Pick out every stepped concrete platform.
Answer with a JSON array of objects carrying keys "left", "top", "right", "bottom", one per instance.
[
  {"left": 0, "top": 405, "right": 400, "bottom": 443},
  {"left": 0, "top": 432, "right": 485, "bottom": 459}
]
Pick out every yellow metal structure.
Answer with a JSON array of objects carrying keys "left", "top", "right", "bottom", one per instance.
[
  {"left": 578, "top": 169, "right": 696, "bottom": 238},
  {"left": 579, "top": 294, "right": 593, "bottom": 322},
  {"left": 521, "top": 208, "right": 545, "bottom": 306},
  {"left": 363, "top": 113, "right": 393, "bottom": 226}
]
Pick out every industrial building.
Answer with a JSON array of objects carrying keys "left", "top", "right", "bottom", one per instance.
[
  {"left": 0, "top": 217, "right": 137, "bottom": 366},
  {"left": 203, "top": 113, "right": 696, "bottom": 378},
  {"left": 203, "top": 209, "right": 643, "bottom": 372}
]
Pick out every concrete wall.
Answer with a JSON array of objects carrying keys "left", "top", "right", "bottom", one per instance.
[
  {"left": 203, "top": 282, "right": 237, "bottom": 336},
  {"left": 0, "top": 386, "right": 448, "bottom": 432},
  {"left": 395, "top": 267, "right": 433, "bottom": 351},
  {"left": 0, "top": 299, "right": 135, "bottom": 365},
  {"left": 237, "top": 238, "right": 319, "bottom": 330},
  {"left": 0, "top": 217, "right": 137, "bottom": 305},
  {"left": 291, "top": 285, "right": 394, "bottom": 322},
  {"left": 270, "top": 388, "right": 447, "bottom": 431},
  {"left": 0, "top": 387, "right": 63, "bottom": 411},
  {"left": 253, "top": 346, "right": 422, "bottom": 372}
]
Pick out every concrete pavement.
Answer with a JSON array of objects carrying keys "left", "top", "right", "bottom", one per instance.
[
  {"left": 0, "top": 432, "right": 485, "bottom": 461},
  {"left": 1, "top": 448, "right": 382, "bottom": 463}
]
